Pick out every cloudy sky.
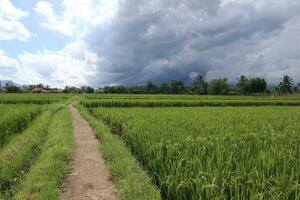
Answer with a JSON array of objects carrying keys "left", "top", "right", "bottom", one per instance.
[{"left": 0, "top": 0, "right": 299, "bottom": 87}]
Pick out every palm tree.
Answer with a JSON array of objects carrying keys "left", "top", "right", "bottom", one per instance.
[{"left": 277, "top": 75, "right": 294, "bottom": 95}]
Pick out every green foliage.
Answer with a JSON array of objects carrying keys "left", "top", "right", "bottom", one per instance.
[
  {"left": 4, "top": 86, "right": 21, "bottom": 93},
  {"left": 208, "top": 78, "right": 230, "bottom": 95},
  {"left": 237, "top": 75, "right": 250, "bottom": 95},
  {"left": 145, "top": 81, "right": 158, "bottom": 94},
  {"left": 249, "top": 77, "right": 267, "bottom": 93},
  {"left": 0, "top": 94, "right": 67, "bottom": 104},
  {"left": 85, "top": 94, "right": 300, "bottom": 100},
  {"left": 276, "top": 75, "right": 294, "bottom": 95},
  {"left": 169, "top": 80, "right": 185, "bottom": 94},
  {"left": 0, "top": 105, "right": 41, "bottom": 147},
  {"left": 63, "top": 86, "right": 82, "bottom": 93},
  {"left": 76, "top": 103, "right": 161, "bottom": 200},
  {"left": 158, "top": 83, "right": 170, "bottom": 94},
  {"left": 81, "top": 86, "right": 95, "bottom": 94},
  {"left": 237, "top": 76, "right": 267, "bottom": 94},
  {"left": 0, "top": 109, "right": 54, "bottom": 198},
  {"left": 93, "top": 107, "right": 300, "bottom": 200},
  {"left": 14, "top": 107, "right": 74, "bottom": 200},
  {"left": 82, "top": 99, "right": 300, "bottom": 108},
  {"left": 190, "top": 75, "right": 208, "bottom": 95}
]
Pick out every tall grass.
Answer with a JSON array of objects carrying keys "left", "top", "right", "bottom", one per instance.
[
  {"left": 93, "top": 107, "right": 300, "bottom": 200},
  {"left": 0, "top": 105, "right": 41, "bottom": 147},
  {"left": 13, "top": 107, "right": 74, "bottom": 200},
  {"left": 82, "top": 99, "right": 300, "bottom": 108},
  {"left": 0, "top": 106, "right": 60, "bottom": 198},
  {"left": 85, "top": 94, "right": 300, "bottom": 101},
  {"left": 76, "top": 103, "right": 161, "bottom": 200}
]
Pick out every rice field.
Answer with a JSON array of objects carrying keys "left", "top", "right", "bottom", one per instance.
[
  {"left": 1, "top": 93, "right": 300, "bottom": 199},
  {"left": 0, "top": 105, "right": 42, "bottom": 147},
  {"left": 92, "top": 107, "right": 300, "bottom": 199},
  {"left": 82, "top": 99, "right": 300, "bottom": 108},
  {"left": 0, "top": 95, "right": 73, "bottom": 200}
]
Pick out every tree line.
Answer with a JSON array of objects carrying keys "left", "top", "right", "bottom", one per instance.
[
  {"left": 91, "top": 75, "right": 299, "bottom": 95},
  {"left": 1, "top": 75, "right": 299, "bottom": 95}
]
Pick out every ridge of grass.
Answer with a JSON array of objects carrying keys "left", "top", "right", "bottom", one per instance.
[
  {"left": 13, "top": 107, "right": 74, "bottom": 200},
  {"left": 82, "top": 99, "right": 300, "bottom": 108},
  {"left": 75, "top": 103, "right": 161, "bottom": 200},
  {"left": 0, "top": 108, "right": 56, "bottom": 199}
]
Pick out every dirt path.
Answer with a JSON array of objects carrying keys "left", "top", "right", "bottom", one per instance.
[{"left": 60, "top": 106, "right": 118, "bottom": 200}]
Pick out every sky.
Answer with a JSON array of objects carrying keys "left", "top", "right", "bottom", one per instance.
[{"left": 0, "top": 0, "right": 300, "bottom": 87}]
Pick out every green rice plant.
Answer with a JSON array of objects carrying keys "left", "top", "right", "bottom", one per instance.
[
  {"left": 13, "top": 107, "right": 74, "bottom": 200},
  {"left": 0, "top": 105, "right": 42, "bottom": 147},
  {"left": 82, "top": 99, "right": 300, "bottom": 108},
  {"left": 76, "top": 103, "right": 161, "bottom": 200},
  {"left": 0, "top": 94, "right": 70, "bottom": 104},
  {"left": 0, "top": 106, "right": 60, "bottom": 198},
  {"left": 92, "top": 107, "right": 300, "bottom": 200},
  {"left": 85, "top": 94, "right": 300, "bottom": 101}
]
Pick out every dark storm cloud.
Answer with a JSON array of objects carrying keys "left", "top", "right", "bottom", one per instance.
[{"left": 88, "top": 0, "right": 300, "bottom": 86}]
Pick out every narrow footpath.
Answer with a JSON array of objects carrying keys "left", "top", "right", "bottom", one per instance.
[{"left": 60, "top": 106, "right": 118, "bottom": 200}]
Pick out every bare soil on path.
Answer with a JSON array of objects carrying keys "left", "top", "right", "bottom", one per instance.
[{"left": 60, "top": 106, "right": 118, "bottom": 200}]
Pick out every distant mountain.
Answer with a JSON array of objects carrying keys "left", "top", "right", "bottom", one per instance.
[{"left": 0, "top": 80, "right": 20, "bottom": 87}]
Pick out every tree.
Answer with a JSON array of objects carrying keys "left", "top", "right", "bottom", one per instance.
[
  {"left": 145, "top": 81, "right": 158, "bottom": 94},
  {"left": 237, "top": 75, "right": 250, "bottom": 95},
  {"left": 276, "top": 75, "right": 294, "bottom": 95},
  {"left": 159, "top": 83, "right": 170, "bottom": 94},
  {"left": 293, "top": 83, "right": 299, "bottom": 93},
  {"left": 86, "top": 86, "right": 95, "bottom": 94},
  {"left": 191, "top": 75, "right": 208, "bottom": 95},
  {"left": 5, "top": 85, "right": 21, "bottom": 93},
  {"left": 208, "top": 78, "right": 230, "bottom": 95},
  {"left": 104, "top": 86, "right": 127, "bottom": 94},
  {"left": 249, "top": 77, "right": 267, "bottom": 93},
  {"left": 63, "top": 86, "right": 82, "bottom": 93},
  {"left": 80, "top": 86, "right": 95, "bottom": 93},
  {"left": 170, "top": 80, "right": 185, "bottom": 94}
]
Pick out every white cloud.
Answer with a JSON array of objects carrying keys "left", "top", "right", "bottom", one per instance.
[
  {"left": 0, "top": 50, "right": 20, "bottom": 79},
  {"left": 0, "top": 42, "right": 100, "bottom": 87},
  {"left": 34, "top": 0, "right": 118, "bottom": 38},
  {"left": 0, "top": 0, "right": 31, "bottom": 41}
]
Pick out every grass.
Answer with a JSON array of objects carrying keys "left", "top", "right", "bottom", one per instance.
[
  {"left": 76, "top": 103, "right": 161, "bottom": 200},
  {"left": 92, "top": 107, "right": 300, "bottom": 200},
  {"left": 0, "top": 94, "right": 70, "bottom": 104},
  {"left": 82, "top": 99, "right": 300, "bottom": 108},
  {"left": 13, "top": 107, "right": 74, "bottom": 200},
  {"left": 0, "top": 108, "right": 55, "bottom": 199},
  {"left": 85, "top": 94, "right": 300, "bottom": 100},
  {"left": 1, "top": 93, "right": 300, "bottom": 199},
  {"left": 0, "top": 105, "right": 42, "bottom": 147}
]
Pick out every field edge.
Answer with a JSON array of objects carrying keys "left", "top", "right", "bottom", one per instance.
[{"left": 75, "top": 103, "right": 161, "bottom": 200}]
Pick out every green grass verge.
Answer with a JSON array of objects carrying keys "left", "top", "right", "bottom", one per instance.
[
  {"left": 0, "top": 109, "right": 54, "bottom": 199},
  {"left": 75, "top": 103, "right": 161, "bottom": 200},
  {"left": 13, "top": 107, "right": 74, "bottom": 200}
]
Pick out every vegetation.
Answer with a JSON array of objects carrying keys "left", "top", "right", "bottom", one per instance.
[
  {"left": 0, "top": 94, "right": 66, "bottom": 104},
  {"left": 0, "top": 109, "right": 54, "bottom": 198},
  {"left": 276, "top": 75, "right": 295, "bottom": 95},
  {"left": 207, "top": 78, "right": 230, "bottom": 95},
  {"left": 92, "top": 107, "right": 300, "bottom": 200},
  {"left": 1, "top": 74, "right": 299, "bottom": 95},
  {"left": 0, "top": 93, "right": 300, "bottom": 200},
  {"left": 237, "top": 75, "right": 267, "bottom": 95},
  {"left": 76, "top": 103, "right": 161, "bottom": 200},
  {"left": 14, "top": 107, "right": 73, "bottom": 200},
  {"left": 0, "top": 105, "right": 41, "bottom": 147},
  {"left": 82, "top": 99, "right": 300, "bottom": 108}
]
